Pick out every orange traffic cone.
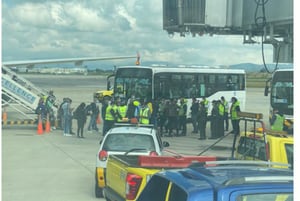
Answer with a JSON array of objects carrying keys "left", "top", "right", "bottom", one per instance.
[
  {"left": 45, "top": 114, "right": 51, "bottom": 133},
  {"left": 37, "top": 115, "right": 44, "bottom": 135},
  {"left": 96, "top": 114, "right": 101, "bottom": 124}
]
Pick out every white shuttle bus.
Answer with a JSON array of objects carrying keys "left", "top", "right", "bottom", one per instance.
[
  {"left": 265, "top": 69, "right": 293, "bottom": 133},
  {"left": 109, "top": 66, "right": 246, "bottom": 118}
]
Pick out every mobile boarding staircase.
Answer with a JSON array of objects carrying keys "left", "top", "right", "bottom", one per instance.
[{"left": 2, "top": 65, "right": 55, "bottom": 125}]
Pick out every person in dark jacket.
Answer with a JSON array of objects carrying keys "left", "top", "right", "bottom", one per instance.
[
  {"left": 210, "top": 100, "right": 219, "bottom": 139},
  {"left": 73, "top": 102, "right": 87, "bottom": 138},
  {"left": 190, "top": 97, "right": 199, "bottom": 134},
  {"left": 197, "top": 101, "right": 207, "bottom": 140},
  {"left": 87, "top": 101, "right": 99, "bottom": 132}
]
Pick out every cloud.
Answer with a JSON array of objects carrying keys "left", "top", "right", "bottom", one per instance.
[{"left": 2, "top": 0, "right": 275, "bottom": 65}]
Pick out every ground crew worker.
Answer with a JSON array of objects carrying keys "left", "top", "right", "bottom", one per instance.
[
  {"left": 230, "top": 97, "right": 240, "bottom": 136},
  {"left": 217, "top": 100, "right": 225, "bottom": 138},
  {"left": 221, "top": 96, "right": 229, "bottom": 131},
  {"left": 270, "top": 109, "right": 285, "bottom": 131},
  {"left": 117, "top": 99, "right": 128, "bottom": 122},
  {"left": 230, "top": 96, "right": 241, "bottom": 156},
  {"left": 200, "top": 98, "right": 209, "bottom": 137},
  {"left": 177, "top": 98, "right": 187, "bottom": 136},
  {"left": 139, "top": 99, "right": 151, "bottom": 124},
  {"left": 103, "top": 100, "right": 119, "bottom": 135}
]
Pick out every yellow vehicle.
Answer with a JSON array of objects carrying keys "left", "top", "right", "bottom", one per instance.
[
  {"left": 104, "top": 155, "right": 221, "bottom": 201},
  {"left": 93, "top": 89, "right": 113, "bottom": 103},
  {"left": 234, "top": 112, "right": 293, "bottom": 169},
  {"left": 93, "top": 74, "right": 114, "bottom": 103}
]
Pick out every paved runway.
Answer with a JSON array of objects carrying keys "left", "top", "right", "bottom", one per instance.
[{"left": 2, "top": 74, "right": 270, "bottom": 201}]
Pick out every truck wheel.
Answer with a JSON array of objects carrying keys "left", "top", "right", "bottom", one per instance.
[{"left": 95, "top": 183, "right": 103, "bottom": 198}]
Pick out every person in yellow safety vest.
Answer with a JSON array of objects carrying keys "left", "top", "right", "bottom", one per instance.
[
  {"left": 202, "top": 97, "right": 209, "bottom": 114},
  {"left": 117, "top": 99, "right": 128, "bottom": 122},
  {"left": 103, "top": 100, "right": 119, "bottom": 135},
  {"left": 220, "top": 96, "right": 229, "bottom": 131},
  {"left": 217, "top": 100, "right": 225, "bottom": 138},
  {"left": 230, "top": 96, "right": 241, "bottom": 157},
  {"left": 230, "top": 97, "right": 240, "bottom": 136},
  {"left": 139, "top": 100, "right": 151, "bottom": 124},
  {"left": 270, "top": 109, "right": 285, "bottom": 131}
]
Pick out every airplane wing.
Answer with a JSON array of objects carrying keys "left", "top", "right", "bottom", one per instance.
[{"left": 2, "top": 55, "right": 137, "bottom": 67}]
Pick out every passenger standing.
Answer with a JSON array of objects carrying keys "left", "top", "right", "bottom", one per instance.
[
  {"left": 87, "top": 102, "right": 99, "bottom": 132},
  {"left": 58, "top": 98, "right": 67, "bottom": 130},
  {"left": 220, "top": 96, "right": 229, "bottom": 131},
  {"left": 190, "top": 97, "right": 199, "bottom": 134},
  {"left": 150, "top": 99, "right": 159, "bottom": 127},
  {"left": 44, "top": 90, "right": 57, "bottom": 130},
  {"left": 197, "top": 101, "right": 207, "bottom": 140},
  {"left": 35, "top": 97, "right": 47, "bottom": 129},
  {"left": 73, "top": 102, "right": 87, "bottom": 138},
  {"left": 157, "top": 99, "right": 167, "bottom": 135},
  {"left": 61, "top": 98, "right": 72, "bottom": 136},
  {"left": 177, "top": 98, "right": 187, "bottom": 136},
  {"left": 210, "top": 100, "right": 219, "bottom": 139},
  {"left": 230, "top": 97, "right": 241, "bottom": 157},
  {"left": 167, "top": 99, "right": 179, "bottom": 136}
]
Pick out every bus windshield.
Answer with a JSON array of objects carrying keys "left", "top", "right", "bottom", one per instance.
[
  {"left": 114, "top": 68, "right": 153, "bottom": 100},
  {"left": 270, "top": 70, "right": 293, "bottom": 115}
]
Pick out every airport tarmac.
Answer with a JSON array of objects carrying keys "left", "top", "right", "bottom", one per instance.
[{"left": 2, "top": 74, "right": 270, "bottom": 201}]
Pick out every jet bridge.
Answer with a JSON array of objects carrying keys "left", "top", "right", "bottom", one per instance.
[
  {"left": 163, "top": 0, "right": 293, "bottom": 63},
  {"left": 2, "top": 65, "right": 55, "bottom": 123}
]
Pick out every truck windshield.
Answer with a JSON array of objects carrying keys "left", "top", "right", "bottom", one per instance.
[
  {"left": 103, "top": 133, "right": 155, "bottom": 152},
  {"left": 238, "top": 193, "right": 292, "bottom": 201}
]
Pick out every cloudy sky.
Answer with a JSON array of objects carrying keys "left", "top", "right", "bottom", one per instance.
[{"left": 1, "top": 0, "right": 277, "bottom": 66}]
